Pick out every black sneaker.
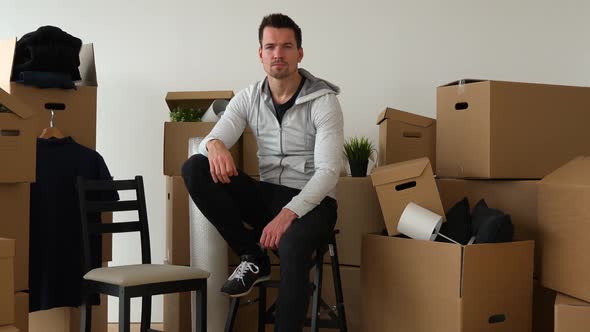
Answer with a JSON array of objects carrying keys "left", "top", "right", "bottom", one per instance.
[{"left": 221, "top": 254, "right": 271, "bottom": 297}]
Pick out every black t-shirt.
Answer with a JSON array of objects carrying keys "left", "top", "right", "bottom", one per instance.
[
  {"left": 272, "top": 77, "right": 306, "bottom": 124},
  {"left": 29, "top": 136, "right": 118, "bottom": 312}
]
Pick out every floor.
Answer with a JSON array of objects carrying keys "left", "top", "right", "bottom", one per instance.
[{"left": 107, "top": 323, "right": 164, "bottom": 332}]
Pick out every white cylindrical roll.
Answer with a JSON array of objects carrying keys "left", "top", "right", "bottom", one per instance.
[
  {"left": 201, "top": 99, "right": 229, "bottom": 122},
  {"left": 188, "top": 138, "right": 228, "bottom": 332},
  {"left": 398, "top": 202, "right": 443, "bottom": 241}
]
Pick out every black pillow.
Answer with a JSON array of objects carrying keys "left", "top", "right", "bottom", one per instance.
[
  {"left": 437, "top": 197, "right": 471, "bottom": 245},
  {"left": 471, "top": 199, "right": 514, "bottom": 244}
]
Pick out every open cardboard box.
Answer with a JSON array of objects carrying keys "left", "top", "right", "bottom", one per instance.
[
  {"left": 376, "top": 108, "right": 436, "bottom": 169},
  {"left": 371, "top": 157, "right": 444, "bottom": 236},
  {"left": 163, "top": 91, "right": 241, "bottom": 176},
  {"left": 361, "top": 234, "right": 534, "bottom": 332},
  {"left": 437, "top": 79, "right": 590, "bottom": 179},
  {"left": 0, "top": 37, "right": 98, "bottom": 149}
]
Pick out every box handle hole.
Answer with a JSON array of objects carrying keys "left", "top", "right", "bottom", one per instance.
[
  {"left": 403, "top": 131, "right": 422, "bottom": 138},
  {"left": 488, "top": 314, "right": 506, "bottom": 324},
  {"left": 44, "top": 103, "right": 66, "bottom": 111},
  {"left": 0, "top": 129, "right": 20, "bottom": 136},
  {"left": 455, "top": 102, "right": 469, "bottom": 110},
  {"left": 395, "top": 181, "right": 416, "bottom": 191}
]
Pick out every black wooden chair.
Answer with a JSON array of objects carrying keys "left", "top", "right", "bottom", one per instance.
[
  {"left": 224, "top": 230, "right": 347, "bottom": 332},
  {"left": 76, "top": 175, "right": 209, "bottom": 332}
]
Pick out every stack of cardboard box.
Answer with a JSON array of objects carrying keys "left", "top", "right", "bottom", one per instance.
[
  {"left": 363, "top": 79, "right": 590, "bottom": 332},
  {"left": 435, "top": 80, "right": 590, "bottom": 332},
  {"left": 0, "top": 82, "right": 34, "bottom": 332},
  {"left": 0, "top": 36, "right": 108, "bottom": 332}
]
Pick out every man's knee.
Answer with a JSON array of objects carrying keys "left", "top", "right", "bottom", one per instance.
[{"left": 181, "top": 154, "right": 209, "bottom": 179}]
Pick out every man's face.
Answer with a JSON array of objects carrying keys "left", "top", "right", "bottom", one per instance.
[{"left": 259, "top": 27, "right": 303, "bottom": 80}]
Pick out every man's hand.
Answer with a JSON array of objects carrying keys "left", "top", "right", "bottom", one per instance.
[
  {"left": 260, "top": 208, "right": 298, "bottom": 249},
  {"left": 206, "top": 139, "right": 238, "bottom": 184}
]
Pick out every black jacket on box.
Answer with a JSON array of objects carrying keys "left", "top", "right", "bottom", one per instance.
[{"left": 29, "top": 137, "right": 118, "bottom": 312}]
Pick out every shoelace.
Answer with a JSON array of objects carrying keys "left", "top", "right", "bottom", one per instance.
[{"left": 229, "top": 261, "right": 260, "bottom": 286}]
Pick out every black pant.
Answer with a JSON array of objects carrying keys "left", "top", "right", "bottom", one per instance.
[{"left": 182, "top": 154, "right": 337, "bottom": 332}]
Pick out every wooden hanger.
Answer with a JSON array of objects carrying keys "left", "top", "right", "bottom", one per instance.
[{"left": 39, "top": 109, "right": 65, "bottom": 139}]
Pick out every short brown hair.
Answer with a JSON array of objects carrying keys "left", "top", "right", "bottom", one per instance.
[{"left": 258, "top": 13, "right": 302, "bottom": 49}]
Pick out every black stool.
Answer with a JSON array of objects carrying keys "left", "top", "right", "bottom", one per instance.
[{"left": 224, "top": 230, "right": 348, "bottom": 332}]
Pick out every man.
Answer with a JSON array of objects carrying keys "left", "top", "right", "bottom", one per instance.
[{"left": 182, "top": 13, "right": 343, "bottom": 331}]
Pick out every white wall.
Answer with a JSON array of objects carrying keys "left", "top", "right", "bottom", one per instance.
[{"left": 3, "top": 0, "right": 590, "bottom": 323}]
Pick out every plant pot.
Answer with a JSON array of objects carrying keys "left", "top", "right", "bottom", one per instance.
[{"left": 349, "top": 159, "right": 369, "bottom": 177}]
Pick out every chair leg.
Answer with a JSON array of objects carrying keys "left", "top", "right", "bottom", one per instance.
[
  {"left": 311, "top": 247, "right": 324, "bottom": 332},
  {"left": 140, "top": 296, "right": 151, "bottom": 332},
  {"left": 224, "top": 297, "right": 241, "bottom": 332},
  {"left": 330, "top": 240, "right": 348, "bottom": 332},
  {"left": 258, "top": 286, "right": 267, "bottom": 332},
  {"left": 80, "top": 292, "right": 92, "bottom": 332},
  {"left": 194, "top": 280, "right": 207, "bottom": 332},
  {"left": 119, "top": 290, "right": 131, "bottom": 332}
]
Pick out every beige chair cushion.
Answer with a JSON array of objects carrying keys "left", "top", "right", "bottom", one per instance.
[{"left": 84, "top": 264, "right": 210, "bottom": 287}]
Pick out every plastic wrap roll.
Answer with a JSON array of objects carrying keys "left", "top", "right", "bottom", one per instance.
[{"left": 188, "top": 137, "right": 228, "bottom": 332}]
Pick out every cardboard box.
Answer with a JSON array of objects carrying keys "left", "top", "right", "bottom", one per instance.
[
  {"left": 371, "top": 157, "right": 444, "bottom": 236},
  {"left": 0, "top": 37, "right": 98, "bottom": 150},
  {"left": 14, "top": 292, "right": 28, "bottom": 332},
  {"left": 0, "top": 88, "right": 35, "bottom": 183},
  {"left": 163, "top": 291, "right": 192, "bottom": 332},
  {"left": 241, "top": 128, "right": 258, "bottom": 176},
  {"left": 0, "top": 326, "right": 18, "bottom": 332},
  {"left": 0, "top": 238, "right": 15, "bottom": 326},
  {"left": 436, "top": 178, "right": 542, "bottom": 276},
  {"left": 331, "top": 176, "right": 385, "bottom": 266},
  {"left": 554, "top": 293, "right": 590, "bottom": 332},
  {"left": 28, "top": 295, "right": 107, "bottom": 332},
  {"left": 437, "top": 79, "right": 590, "bottom": 179},
  {"left": 233, "top": 264, "right": 359, "bottom": 332},
  {"left": 166, "top": 176, "right": 190, "bottom": 265},
  {"left": 163, "top": 91, "right": 242, "bottom": 176},
  {"left": 538, "top": 156, "right": 590, "bottom": 302},
  {"left": 361, "top": 234, "right": 534, "bottom": 332},
  {"left": 0, "top": 183, "right": 29, "bottom": 292},
  {"left": 376, "top": 108, "right": 436, "bottom": 169},
  {"left": 533, "top": 280, "right": 556, "bottom": 332}
]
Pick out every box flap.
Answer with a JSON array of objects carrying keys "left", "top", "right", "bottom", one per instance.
[
  {"left": 439, "top": 79, "right": 487, "bottom": 87},
  {"left": 0, "top": 88, "right": 33, "bottom": 119},
  {"left": 0, "top": 238, "right": 15, "bottom": 258},
  {"left": 376, "top": 107, "right": 435, "bottom": 128},
  {"left": 0, "top": 37, "right": 16, "bottom": 93},
  {"left": 555, "top": 293, "right": 590, "bottom": 307},
  {"left": 461, "top": 241, "right": 534, "bottom": 297},
  {"left": 540, "top": 156, "right": 590, "bottom": 187},
  {"left": 78, "top": 43, "right": 97, "bottom": 87},
  {"left": 165, "top": 91, "right": 234, "bottom": 111},
  {"left": 371, "top": 157, "right": 429, "bottom": 187}
]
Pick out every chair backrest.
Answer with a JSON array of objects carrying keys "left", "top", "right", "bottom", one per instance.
[{"left": 76, "top": 175, "right": 151, "bottom": 273}]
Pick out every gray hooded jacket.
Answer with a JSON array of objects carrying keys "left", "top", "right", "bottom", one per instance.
[{"left": 199, "top": 68, "right": 344, "bottom": 217}]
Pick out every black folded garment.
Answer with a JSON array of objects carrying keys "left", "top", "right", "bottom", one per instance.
[
  {"left": 437, "top": 197, "right": 472, "bottom": 245},
  {"left": 17, "top": 71, "right": 76, "bottom": 89},
  {"left": 471, "top": 199, "right": 514, "bottom": 244},
  {"left": 12, "top": 26, "right": 82, "bottom": 81}
]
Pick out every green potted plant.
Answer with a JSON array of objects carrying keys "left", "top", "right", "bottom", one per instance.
[
  {"left": 169, "top": 106, "right": 207, "bottom": 122},
  {"left": 343, "top": 136, "right": 376, "bottom": 177}
]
